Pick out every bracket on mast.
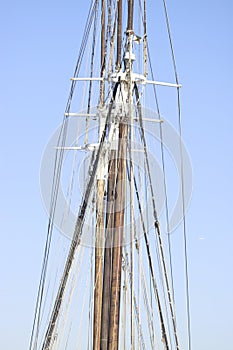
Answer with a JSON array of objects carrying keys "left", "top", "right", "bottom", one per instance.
[
  {"left": 64, "top": 113, "right": 97, "bottom": 117},
  {"left": 70, "top": 77, "right": 104, "bottom": 81},
  {"left": 70, "top": 76, "right": 181, "bottom": 88},
  {"left": 146, "top": 79, "right": 182, "bottom": 88}
]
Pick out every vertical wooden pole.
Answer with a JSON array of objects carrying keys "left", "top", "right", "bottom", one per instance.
[
  {"left": 116, "top": 0, "right": 122, "bottom": 70},
  {"left": 100, "top": 154, "right": 117, "bottom": 350},
  {"left": 127, "top": 0, "right": 134, "bottom": 32},
  {"left": 93, "top": 179, "right": 105, "bottom": 350},
  {"left": 143, "top": 0, "right": 148, "bottom": 77},
  {"left": 93, "top": 2, "right": 106, "bottom": 348},
  {"left": 108, "top": 123, "right": 127, "bottom": 350},
  {"left": 100, "top": 0, "right": 106, "bottom": 107}
]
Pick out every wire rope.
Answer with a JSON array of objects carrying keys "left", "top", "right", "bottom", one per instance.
[
  {"left": 85, "top": 0, "right": 99, "bottom": 144},
  {"left": 123, "top": 248, "right": 146, "bottom": 350},
  {"left": 135, "top": 83, "right": 180, "bottom": 349},
  {"left": 147, "top": 45, "right": 176, "bottom": 305},
  {"left": 126, "top": 155, "right": 155, "bottom": 349},
  {"left": 29, "top": 2, "right": 105, "bottom": 349},
  {"left": 40, "top": 82, "right": 120, "bottom": 350},
  {"left": 30, "top": 1, "right": 191, "bottom": 349},
  {"left": 161, "top": 0, "right": 192, "bottom": 348},
  {"left": 132, "top": 160, "right": 170, "bottom": 349}
]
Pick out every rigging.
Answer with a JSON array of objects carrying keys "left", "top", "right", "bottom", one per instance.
[{"left": 30, "top": 1, "right": 191, "bottom": 349}]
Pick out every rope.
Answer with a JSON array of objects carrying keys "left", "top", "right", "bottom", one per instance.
[
  {"left": 135, "top": 83, "right": 180, "bottom": 349},
  {"left": 132, "top": 159, "right": 170, "bottom": 350},
  {"left": 29, "top": 2, "right": 98, "bottom": 349},
  {"left": 41, "top": 82, "right": 119, "bottom": 350},
  {"left": 123, "top": 249, "right": 147, "bottom": 350},
  {"left": 162, "top": 0, "right": 192, "bottom": 348},
  {"left": 85, "top": 0, "right": 99, "bottom": 144},
  {"left": 146, "top": 47, "right": 177, "bottom": 350},
  {"left": 126, "top": 157, "right": 155, "bottom": 349},
  {"left": 29, "top": 115, "right": 69, "bottom": 350}
]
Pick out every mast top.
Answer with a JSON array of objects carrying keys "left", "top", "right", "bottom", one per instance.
[{"left": 127, "top": 0, "right": 134, "bottom": 33}]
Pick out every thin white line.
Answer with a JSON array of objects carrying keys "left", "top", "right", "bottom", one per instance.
[{"left": 146, "top": 80, "right": 182, "bottom": 88}]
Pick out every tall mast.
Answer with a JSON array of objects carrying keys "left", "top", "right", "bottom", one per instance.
[
  {"left": 93, "top": 177, "right": 105, "bottom": 350},
  {"left": 107, "top": 1, "right": 134, "bottom": 349},
  {"left": 108, "top": 124, "right": 127, "bottom": 350},
  {"left": 100, "top": 154, "right": 117, "bottom": 350},
  {"left": 100, "top": 1, "right": 126, "bottom": 349},
  {"left": 31, "top": 1, "right": 184, "bottom": 349},
  {"left": 116, "top": 0, "right": 122, "bottom": 70},
  {"left": 93, "top": 1, "right": 106, "bottom": 349},
  {"left": 127, "top": 0, "right": 134, "bottom": 32},
  {"left": 100, "top": 0, "right": 106, "bottom": 107}
]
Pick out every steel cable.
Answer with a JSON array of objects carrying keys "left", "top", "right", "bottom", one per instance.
[{"left": 162, "top": 0, "right": 192, "bottom": 348}]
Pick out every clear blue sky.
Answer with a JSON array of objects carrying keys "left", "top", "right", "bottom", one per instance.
[{"left": 0, "top": 0, "right": 233, "bottom": 349}]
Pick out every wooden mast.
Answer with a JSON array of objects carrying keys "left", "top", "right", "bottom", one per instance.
[
  {"left": 93, "top": 1, "right": 106, "bottom": 349},
  {"left": 33, "top": 0, "right": 184, "bottom": 348},
  {"left": 99, "top": 1, "right": 133, "bottom": 349},
  {"left": 101, "top": 1, "right": 126, "bottom": 349},
  {"left": 107, "top": 1, "right": 133, "bottom": 349},
  {"left": 100, "top": 154, "right": 117, "bottom": 350},
  {"left": 108, "top": 124, "right": 126, "bottom": 350},
  {"left": 116, "top": 0, "right": 122, "bottom": 70},
  {"left": 93, "top": 178, "right": 105, "bottom": 350},
  {"left": 127, "top": 0, "right": 134, "bottom": 34}
]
